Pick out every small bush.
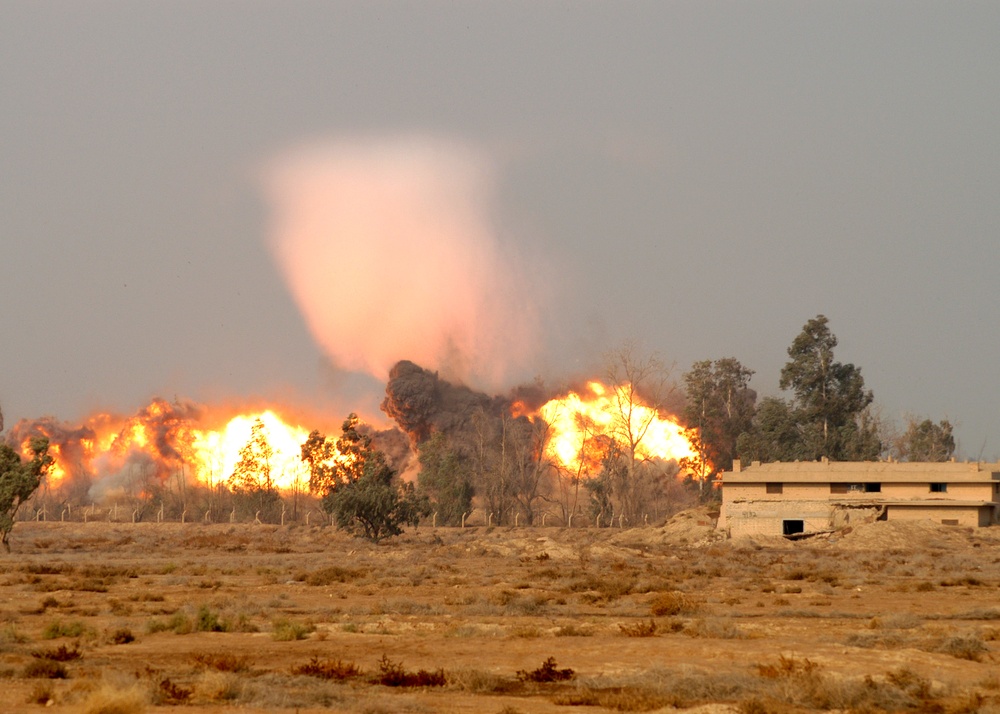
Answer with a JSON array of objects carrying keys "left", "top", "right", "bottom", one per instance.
[
  {"left": 650, "top": 592, "right": 696, "bottom": 617},
  {"left": 757, "top": 655, "right": 819, "bottom": 679},
  {"left": 26, "top": 682, "right": 54, "bottom": 705},
  {"left": 297, "top": 565, "right": 365, "bottom": 585},
  {"left": 685, "top": 618, "right": 745, "bottom": 640},
  {"left": 271, "top": 617, "right": 314, "bottom": 641},
  {"left": 155, "top": 677, "right": 192, "bottom": 704},
  {"left": 32, "top": 644, "right": 82, "bottom": 661},
  {"left": 42, "top": 620, "right": 90, "bottom": 640},
  {"left": 930, "top": 634, "right": 988, "bottom": 662},
  {"left": 192, "top": 652, "right": 251, "bottom": 672},
  {"left": 195, "top": 606, "right": 228, "bottom": 632},
  {"left": 291, "top": 657, "right": 361, "bottom": 680},
  {"left": 81, "top": 679, "right": 149, "bottom": 714},
  {"left": 554, "top": 623, "right": 593, "bottom": 637},
  {"left": 619, "top": 619, "right": 658, "bottom": 637},
  {"left": 23, "top": 659, "right": 68, "bottom": 679},
  {"left": 109, "top": 628, "right": 135, "bottom": 645},
  {"left": 372, "top": 655, "right": 446, "bottom": 687},
  {"left": 516, "top": 657, "right": 574, "bottom": 683}
]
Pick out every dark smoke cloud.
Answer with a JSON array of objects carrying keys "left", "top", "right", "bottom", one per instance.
[{"left": 381, "top": 359, "right": 510, "bottom": 448}]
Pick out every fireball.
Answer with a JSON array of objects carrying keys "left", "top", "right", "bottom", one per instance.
[{"left": 532, "top": 381, "right": 700, "bottom": 475}]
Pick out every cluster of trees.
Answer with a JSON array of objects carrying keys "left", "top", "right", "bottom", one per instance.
[
  {"left": 682, "top": 315, "right": 956, "bottom": 476},
  {"left": 406, "top": 346, "right": 696, "bottom": 531}
]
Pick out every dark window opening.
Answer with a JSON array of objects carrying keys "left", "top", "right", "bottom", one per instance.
[
  {"left": 864, "top": 483, "right": 881, "bottom": 493},
  {"left": 766, "top": 482, "right": 783, "bottom": 494},
  {"left": 930, "top": 483, "right": 948, "bottom": 493},
  {"left": 830, "top": 483, "right": 848, "bottom": 494},
  {"left": 783, "top": 520, "right": 805, "bottom": 536}
]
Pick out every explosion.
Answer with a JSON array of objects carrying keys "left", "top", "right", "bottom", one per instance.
[
  {"left": 527, "top": 381, "right": 702, "bottom": 475},
  {"left": 7, "top": 399, "right": 327, "bottom": 498},
  {"left": 382, "top": 360, "right": 704, "bottom": 479}
]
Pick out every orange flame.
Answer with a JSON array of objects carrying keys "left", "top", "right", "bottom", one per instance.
[
  {"left": 17, "top": 399, "right": 336, "bottom": 493},
  {"left": 528, "top": 381, "right": 702, "bottom": 475}
]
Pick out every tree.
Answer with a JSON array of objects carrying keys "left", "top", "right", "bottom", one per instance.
[
  {"left": 779, "top": 315, "right": 879, "bottom": 460},
  {"left": 326, "top": 450, "right": 427, "bottom": 542},
  {"left": 894, "top": 417, "right": 956, "bottom": 462},
  {"left": 737, "top": 397, "right": 805, "bottom": 464},
  {"left": 505, "top": 413, "right": 554, "bottom": 526},
  {"left": 416, "top": 432, "right": 473, "bottom": 526},
  {"left": 682, "top": 358, "right": 756, "bottom": 482},
  {"left": 229, "top": 418, "right": 280, "bottom": 520},
  {"left": 303, "top": 414, "right": 429, "bottom": 541},
  {"left": 1, "top": 437, "right": 52, "bottom": 552},
  {"left": 601, "top": 343, "right": 680, "bottom": 522}
]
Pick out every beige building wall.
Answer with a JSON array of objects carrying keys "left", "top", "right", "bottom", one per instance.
[{"left": 719, "top": 459, "right": 1000, "bottom": 537}]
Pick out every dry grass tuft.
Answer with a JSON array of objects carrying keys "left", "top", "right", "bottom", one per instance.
[
  {"left": 22, "top": 658, "right": 68, "bottom": 679},
  {"left": 296, "top": 565, "right": 366, "bottom": 585},
  {"left": 619, "top": 619, "right": 658, "bottom": 637},
  {"left": 649, "top": 591, "right": 696, "bottom": 617},
  {"left": 192, "top": 651, "right": 252, "bottom": 673},
  {"left": 80, "top": 679, "right": 148, "bottom": 714}
]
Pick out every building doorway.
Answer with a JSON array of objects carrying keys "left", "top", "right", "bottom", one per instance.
[{"left": 782, "top": 519, "right": 804, "bottom": 536}]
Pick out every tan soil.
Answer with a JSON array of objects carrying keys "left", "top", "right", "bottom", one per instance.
[{"left": 1, "top": 510, "right": 998, "bottom": 712}]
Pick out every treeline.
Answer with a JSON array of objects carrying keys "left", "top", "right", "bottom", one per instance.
[
  {"left": 0, "top": 314, "right": 959, "bottom": 545},
  {"left": 682, "top": 314, "right": 955, "bottom": 475}
]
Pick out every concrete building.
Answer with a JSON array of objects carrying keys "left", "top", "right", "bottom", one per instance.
[{"left": 718, "top": 459, "right": 1000, "bottom": 538}]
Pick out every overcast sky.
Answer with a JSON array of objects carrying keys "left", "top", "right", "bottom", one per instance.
[{"left": 2, "top": 2, "right": 999, "bottom": 457}]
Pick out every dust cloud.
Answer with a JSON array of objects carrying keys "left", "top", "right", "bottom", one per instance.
[{"left": 263, "top": 136, "right": 538, "bottom": 391}]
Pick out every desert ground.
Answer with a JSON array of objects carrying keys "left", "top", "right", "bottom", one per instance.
[{"left": 1, "top": 512, "right": 999, "bottom": 713}]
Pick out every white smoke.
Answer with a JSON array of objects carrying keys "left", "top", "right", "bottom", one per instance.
[{"left": 263, "top": 136, "right": 538, "bottom": 389}]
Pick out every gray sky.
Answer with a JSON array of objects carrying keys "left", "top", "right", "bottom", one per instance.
[{"left": 2, "top": 2, "right": 999, "bottom": 457}]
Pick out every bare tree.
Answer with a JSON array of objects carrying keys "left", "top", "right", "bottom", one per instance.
[
  {"left": 599, "top": 342, "right": 680, "bottom": 522},
  {"left": 506, "top": 413, "right": 555, "bottom": 525}
]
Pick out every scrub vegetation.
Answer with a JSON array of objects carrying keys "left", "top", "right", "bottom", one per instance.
[{"left": 0, "top": 515, "right": 998, "bottom": 712}]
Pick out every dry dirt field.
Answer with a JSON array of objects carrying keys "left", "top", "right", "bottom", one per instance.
[{"left": 2, "top": 511, "right": 1000, "bottom": 713}]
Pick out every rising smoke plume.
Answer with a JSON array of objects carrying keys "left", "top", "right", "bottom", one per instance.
[
  {"left": 381, "top": 359, "right": 509, "bottom": 448},
  {"left": 263, "top": 136, "right": 538, "bottom": 391}
]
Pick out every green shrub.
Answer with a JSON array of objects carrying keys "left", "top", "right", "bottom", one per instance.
[
  {"left": 41, "top": 620, "right": 90, "bottom": 640},
  {"left": 271, "top": 617, "right": 314, "bottom": 641},
  {"left": 195, "top": 606, "right": 228, "bottom": 633}
]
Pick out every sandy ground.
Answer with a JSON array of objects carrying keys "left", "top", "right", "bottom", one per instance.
[{"left": 1, "top": 511, "right": 999, "bottom": 713}]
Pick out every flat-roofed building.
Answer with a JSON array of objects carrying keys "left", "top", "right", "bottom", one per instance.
[{"left": 718, "top": 459, "right": 1000, "bottom": 538}]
